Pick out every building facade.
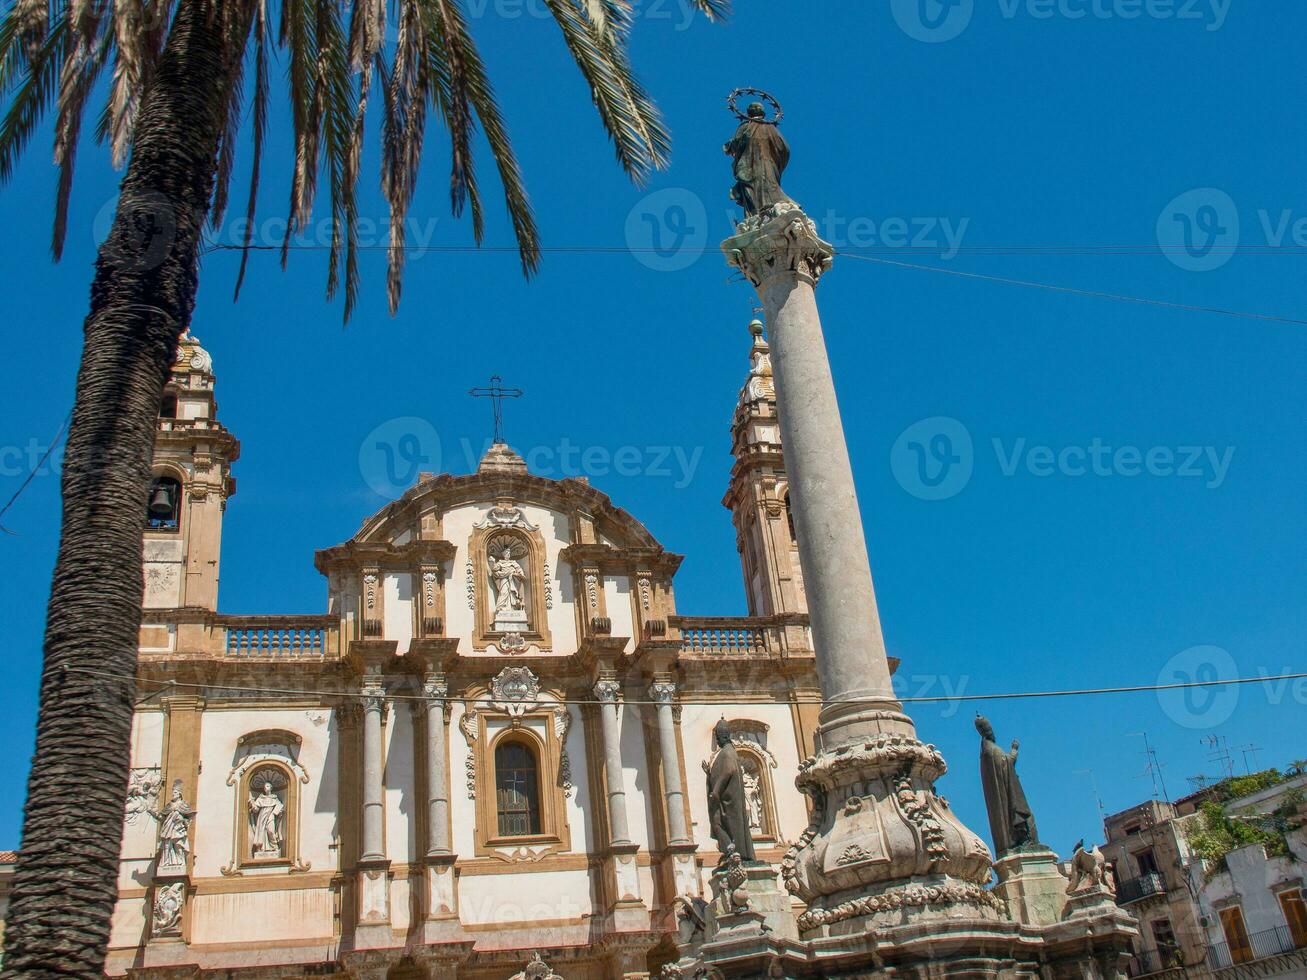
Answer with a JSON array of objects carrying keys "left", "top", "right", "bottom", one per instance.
[
  {"left": 1101, "top": 772, "right": 1307, "bottom": 979},
  {"left": 109, "top": 324, "right": 827, "bottom": 978}
]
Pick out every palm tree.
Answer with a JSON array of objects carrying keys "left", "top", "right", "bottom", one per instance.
[{"left": 0, "top": 0, "right": 727, "bottom": 973}]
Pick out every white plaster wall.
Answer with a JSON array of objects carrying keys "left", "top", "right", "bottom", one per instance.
[
  {"left": 604, "top": 575, "right": 634, "bottom": 653},
  {"left": 679, "top": 702, "right": 808, "bottom": 852},
  {"left": 457, "top": 869, "right": 593, "bottom": 925},
  {"left": 119, "top": 710, "right": 167, "bottom": 886},
  {"left": 189, "top": 888, "right": 334, "bottom": 944},
  {"left": 442, "top": 504, "right": 480, "bottom": 651},
  {"left": 107, "top": 892, "right": 149, "bottom": 951},
  {"left": 382, "top": 571, "right": 413, "bottom": 655},
  {"left": 617, "top": 700, "right": 654, "bottom": 850},
  {"left": 384, "top": 705, "right": 417, "bottom": 865},
  {"left": 448, "top": 703, "right": 477, "bottom": 856},
  {"left": 558, "top": 705, "right": 594, "bottom": 852},
  {"left": 191, "top": 707, "right": 338, "bottom": 879}
]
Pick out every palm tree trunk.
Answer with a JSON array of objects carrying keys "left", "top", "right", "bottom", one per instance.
[{"left": 2, "top": 0, "right": 234, "bottom": 975}]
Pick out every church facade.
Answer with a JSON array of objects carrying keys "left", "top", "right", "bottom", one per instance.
[{"left": 110, "top": 323, "right": 826, "bottom": 978}]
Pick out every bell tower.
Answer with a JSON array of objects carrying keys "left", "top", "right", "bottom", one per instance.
[
  {"left": 724, "top": 319, "right": 806, "bottom": 616},
  {"left": 142, "top": 331, "right": 239, "bottom": 610}
]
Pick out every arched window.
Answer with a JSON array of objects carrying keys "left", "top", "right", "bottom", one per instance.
[
  {"left": 494, "top": 740, "right": 541, "bottom": 837},
  {"left": 147, "top": 477, "right": 181, "bottom": 531}
]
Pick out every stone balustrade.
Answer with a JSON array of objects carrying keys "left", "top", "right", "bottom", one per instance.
[{"left": 669, "top": 615, "right": 811, "bottom": 657}]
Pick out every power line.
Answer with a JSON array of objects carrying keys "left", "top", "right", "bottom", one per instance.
[
  {"left": 0, "top": 410, "right": 71, "bottom": 535},
  {"left": 835, "top": 252, "right": 1307, "bottom": 326},
  {"left": 63, "top": 665, "right": 1307, "bottom": 709}
]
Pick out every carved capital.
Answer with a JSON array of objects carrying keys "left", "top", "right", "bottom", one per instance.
[
  {"left": 721, "top": 202, "right": 834, "bottom": 290},
  {"left": 648, "top": 681, "right": 676, "bottom": 706},
  {"left": 592, "top": 679, "right": 622, "bottom": 704}
]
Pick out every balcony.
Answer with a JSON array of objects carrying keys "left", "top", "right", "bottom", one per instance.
[
  {"left": 223, "top": 616, "right": 338, "bottom": 658},
  {"left": 669, "top": 615, "right": 811, "bottom": 657},
  {"left": 1126, "top": 947, "right": 1185, "bottom": 977},
  {"left": 1207, "top": 924, "right": 1304, "bottom": 970},
  {"left": 1116, "top": 872, "right": 1168, "bottom": 905}
]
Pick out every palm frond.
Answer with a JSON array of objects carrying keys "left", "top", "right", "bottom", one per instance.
[
  {"left": 685, "top": 0, "right": 729, "bottom": 20},
  {"left": 106, "top": 0, "right": 149, "bottom": 166},
  {"left": 279, "top": 0, "right": 318, "bottom": 257},
  {"left": 312, "top": 0, "right": 359, "bottom": 317},
  {"left": 12, "top": 0, "right": 49, "bottom": 64},
  {"left": 539, "top": 0, "right": 668, "bottom": 182},
  {"left": 0, "top": 15, "right": 66, "bottom": 185},
  {"left": 233, "top": 0, "right": 268, "bottom": 300},
  {"left": 52, "top": 0, "right": 109, "bottom": 258}
]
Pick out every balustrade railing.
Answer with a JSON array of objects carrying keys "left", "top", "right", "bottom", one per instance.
[
  {"left": 1207, "top": 924, "right": 1301, "bottom": 970},
  {"left": 221, "top": 616, "right": 337, "bottom": 658}
]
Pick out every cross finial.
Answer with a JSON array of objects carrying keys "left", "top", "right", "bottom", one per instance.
[{"left": 468, "top": 375, "right": 524, "bottom": 445}]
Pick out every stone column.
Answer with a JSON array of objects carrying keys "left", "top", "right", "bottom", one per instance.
[
  {"left": 723, "top": 204, "right": 995, "bottom": 936},
  {"left": 360, "top": 677, "right": 387, "bottom": 862},
  {"left": 424, "top": 676, "right": 451, "bottom": 857},
  {"left": 724, "top": 207, "right": 903, "bottom": 748},
  {"left": 355, "top": 672, "right": 392, "bottom": 948},
  {"left": 648, "top": 682, "right": 690, "bottom": 845},
  {"left": 594, "top": 679, "right": 632, "bottom": 846}
]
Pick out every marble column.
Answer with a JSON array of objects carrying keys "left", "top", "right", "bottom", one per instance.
[
  {"left": 648, "top": 682, "right": 690, "bottom": 846},
  {"left": 355, "top": 673, "right": 392, "bottom": 947},
  {"left": 594, "top": 680, "right": 632, "bottom": 846},
  {"left": 423, "top": 676, "right": 451, "bottom": 857},
  {"left": 723, "top": 204, "right": 995, "bottom": 934},
  {"left": 360, "top": 677, "right": 387, "bottom": 862}
]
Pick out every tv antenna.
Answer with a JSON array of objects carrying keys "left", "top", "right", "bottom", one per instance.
[
  {"left": 1202, "top": 734, "right": 1235, "bottom": 781},
  {"left": 1129, "top": 732, "right": 1171, "bottom": 803}
]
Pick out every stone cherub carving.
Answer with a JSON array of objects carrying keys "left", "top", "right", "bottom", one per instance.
[
  {"left": 705, "top": 719, "right": 756, "bottom": 864},
  {"left": 153, "top": 780, "right": 195, "bottom": 873},
  {"left": 1068, "top": 838, "right": 1112, "bottom": 894},
  {"left": 724, "top": 92, "right": 794, "bottom": 217},
  {"left": 976, "top": 714, "right": 1040, "bottom": 855}
]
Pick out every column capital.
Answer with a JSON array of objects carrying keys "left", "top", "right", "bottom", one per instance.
[
  {"left": 647, "top": 680, "right": 677, "bottom": 705},
  {"left": 593, "top": 679, "right": 622, "bottom": 704},
  {"left": 721, "top": 202, "right": 834, "bottom": 292},
  {"left": 422, "top": 677, "right": 449, "bottom": 700}
]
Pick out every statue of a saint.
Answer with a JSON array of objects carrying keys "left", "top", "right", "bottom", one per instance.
[
  {"left": 975, "top": 714, "right": 1040, "bottom": 855},
  {"left": 724, "top": 102, "right": 794, "bottom": 217},
  {"left": 743, "top": 768, "right": 763, "bottom": 834},
  {"left": 153, "top": 780, "right": 194, "bottom": 873},
  {"left": 488, "top": 537, "right": 528, "bottom": 627},
  {"left": 706, "top": 720, "right": 756, "bottom": 863},
  {"left": 248, "top": 777, "right": 285, "bottom": 859}
]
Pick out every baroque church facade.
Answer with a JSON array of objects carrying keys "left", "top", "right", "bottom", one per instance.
[{"left": 112, "top": 322, "right": 827, "bottom": 978}]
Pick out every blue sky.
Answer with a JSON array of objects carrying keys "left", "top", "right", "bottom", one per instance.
[{"left": 0, "top": 0, "right": 1304, "bottom": 858}]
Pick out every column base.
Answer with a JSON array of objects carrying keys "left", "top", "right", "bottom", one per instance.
[
  {"left": 424, "top": 852, "right": 459, "bottom": 928},
  {"left": 353, "top": 858, "right": 392, "bottom": 950},
  {"left": 665, "top": 841, "right": 701, "bottom": 899}
]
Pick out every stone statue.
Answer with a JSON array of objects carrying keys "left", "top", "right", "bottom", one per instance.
[
  {"left": 724, "top": 101, "right": 794, "bottom": 217},
  {"left": 153, "top": 780, "right": 194, "bottom": 873},
  {"left": 743, "top": 767, "right": 763, "bottom": 834},
  {"left": 248, "top": 774, "right": 285, "bottom": 859},
  {"left": 488, "top": 537, "right": 528, "bottom": 627},
  {"left": 706, "top": 720, "right": 756, "bottom": 863},
  {"left": 975, "top": 715, "right": 1039, "bottom": 855},
  {"left": 1068, "top": 839, "right": 1111, "bottom": 894},
  {"left": 152, "top": 881, "right": 185, "bottom": 935},
  {"left": 509, "top": 952, "right": 562, "bottom": 980}
]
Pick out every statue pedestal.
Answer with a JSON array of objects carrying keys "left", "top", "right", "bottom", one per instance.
[
  {"left": 706, "top": 860, "right": 798, "bottom": 944},
  {"left": 993, "top": 846, "right": 1068, "bottom": 927},
  {"left": 1062, "top": 881, "right": 1121, "bottom": 920}
]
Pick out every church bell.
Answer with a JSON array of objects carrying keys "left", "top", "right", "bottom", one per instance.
[{"left": 148, "top": 483, "right": 175, "bottom": 519}]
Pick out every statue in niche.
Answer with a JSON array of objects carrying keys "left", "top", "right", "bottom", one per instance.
[
  {"left": 488, "top": 536, "right": 529, "bottom": 630},
  {"left": 153, "top": 780, "right": 194, "bottom": 873},
  {"left": 705, "top": 720, "right": 756, "bottom": 864},
  {"left": 976, "top": 714, "right": 1040, "bottom": 855},
  {"left": 247, "top": 768, "right": 286, "bottom": 859},
  {"left": 742, "top": 764, "right": 764, "bottom": 835}
]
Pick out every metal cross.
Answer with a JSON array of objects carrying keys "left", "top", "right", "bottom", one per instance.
[{"left": 468, "top": 375, "right": 524, "bottom": 445}]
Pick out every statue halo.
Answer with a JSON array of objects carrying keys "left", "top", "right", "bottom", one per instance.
[{"left": 727, "top": 87, "right": 784, "bottom": 126}]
